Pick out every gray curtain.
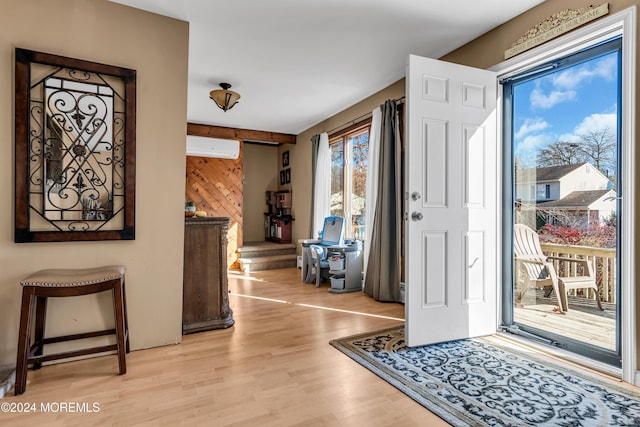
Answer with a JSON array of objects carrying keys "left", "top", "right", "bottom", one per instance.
[
  {"left": 303, "top": 134, "right": 321, "bottom": 284},
  {"left": 363, "top": 100, "right": 402, "bottom": 302},
  {"left": 309, "top": 134, "right": 320, "bottom": 238}
]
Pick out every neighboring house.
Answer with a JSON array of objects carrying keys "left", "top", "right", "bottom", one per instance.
[
  {"left": 537, "top": 189, "right": 617, "bottom": 227},
  {"left": 515, "top": 163, "right": 616, "bottom": 227}
]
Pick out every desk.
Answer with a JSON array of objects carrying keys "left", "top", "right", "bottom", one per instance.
[
  {"left": 327, "top": 242, "right": 363, "bottom": 293},
  {"left": 300, "top": 240, "right": 362, "bottom": 292}
]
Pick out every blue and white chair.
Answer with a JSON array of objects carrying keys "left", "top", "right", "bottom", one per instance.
[{"left": 309, "top": 216, "right": 345, "bottom": 287}]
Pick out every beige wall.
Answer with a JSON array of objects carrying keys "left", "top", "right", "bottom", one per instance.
[
  {"left": 0, "top": 0, "right": 189, "bottom": 364},
  {"left": 243, "top": 143, "right": 279, "bottom": 241}
]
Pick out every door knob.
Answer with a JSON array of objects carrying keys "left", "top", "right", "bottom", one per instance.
[
  {"left": 411, "top": 212, "right": 423, "bottom": 221},
  {"left": 411, "top": 192, "right": 421, "bottom": 201}
]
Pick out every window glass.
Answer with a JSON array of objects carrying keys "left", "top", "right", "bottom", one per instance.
[
  {"left": 330, "top": 140, "right": 344, "bottom": 218},
  {"left": 505, "top": 37, "right": 622, "bottom": 365},
  {"left": 329, "top": 124, "right": 370, "bottom": 239},
  {"left": 349, "top": 131, "right": 368, "bottom": 239}
]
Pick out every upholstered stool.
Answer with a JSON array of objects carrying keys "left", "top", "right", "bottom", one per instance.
[{"left": 15, "top": 265, "right": 129, "bottom": 395}]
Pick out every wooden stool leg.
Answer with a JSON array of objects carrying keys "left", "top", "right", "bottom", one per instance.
[
  {"left": 122, "top": 279, "right": 130, "bottom": 353},
  {"left": 15, "top": 287, "right": 35, "bottom": 395},
  {"left": 113, "top": 280, "right": 127, "bottom": 375},
  {"left": 33, "top": 296, "right": 48, "bottom": 370}
]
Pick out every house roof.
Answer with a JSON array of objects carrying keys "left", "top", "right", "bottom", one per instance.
[
  {"left": 537, "top": 190, "right": 612, "bottom": 209},
  {"left": 517, "top": 163, "right": 586, "bottom": 183}
]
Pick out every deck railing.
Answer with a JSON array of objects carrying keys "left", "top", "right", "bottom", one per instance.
[{"left": 541, "top": 243, "right": 617, "bottom": 303}]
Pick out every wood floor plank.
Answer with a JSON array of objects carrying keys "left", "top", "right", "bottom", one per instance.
[{"left": 3, "top": 268, "right": 446, "bottom": 426}]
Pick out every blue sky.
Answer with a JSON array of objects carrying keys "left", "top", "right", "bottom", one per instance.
[{"left": 513, "top": 51, "right": 619, "bottom": 167}]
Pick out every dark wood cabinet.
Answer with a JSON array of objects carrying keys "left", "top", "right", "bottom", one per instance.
[
  {"left": 267, "top": 216, "right": 292, "bottom": 243},
  {"left": 265, "top": 190, "right": 293, "bottom": 243},
  {"left": 183, "top": 217, "right": 234, "bottom": 334}
]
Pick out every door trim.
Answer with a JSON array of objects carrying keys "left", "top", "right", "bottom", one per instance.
[{"left": 491, "top": 7, "right": 636, "bottom": 384}]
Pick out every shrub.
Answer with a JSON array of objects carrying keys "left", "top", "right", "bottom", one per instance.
[{"left": 538, "top": 224, "right": 616, "bottom": 248}]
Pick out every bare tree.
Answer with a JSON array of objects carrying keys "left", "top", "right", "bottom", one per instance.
[
  {"left": 578, "top": 127, "right": 616, "bottom": 177},
  {"left": 535, "top": 127, "right": 616, "bottom": 180},
  {"left": 536, "top": 141, "right": 585, "bottom": 167},
  {"left": 351, "top": 133, "right": 368, "bottom": 199}
]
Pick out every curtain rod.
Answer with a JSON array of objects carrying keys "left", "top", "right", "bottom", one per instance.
[
  {"left": 327, "top": 112, "right": 372, "bottom": 136},
  {"left": 325, "top": 96, "right": 405, "bottom": 136}
]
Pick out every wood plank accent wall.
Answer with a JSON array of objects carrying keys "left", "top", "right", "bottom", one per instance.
[
  {"left": 185, "top": 146, "right": 243, "bottom": 270},
  {"left": 185, "top": 123, "right": 294, "bottom": 269}
]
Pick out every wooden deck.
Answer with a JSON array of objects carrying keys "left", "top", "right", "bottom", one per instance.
[{"left": 514, "top": 289, "right": 616, "bottom": 350}]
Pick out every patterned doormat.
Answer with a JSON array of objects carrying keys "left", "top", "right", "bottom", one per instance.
[{"left": 330, "top": 326, "right": 640, "bottom": 426}]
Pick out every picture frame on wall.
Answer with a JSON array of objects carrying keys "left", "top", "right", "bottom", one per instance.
[
  {"left": 280, "top": 170, "right": 286, "bottom": 185},
  {"left": 14, "top": 48, "right": 137, "bottom": 242},
  {"left": 285, "top": 168, "right": 291, "bottom": 184},
  {"left": 282, "top": 151, "right": 289, "bottom": 167}
]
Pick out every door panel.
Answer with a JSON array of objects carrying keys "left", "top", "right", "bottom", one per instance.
[
  {"left": 464, "top": 124, "right": 485, "bottom": 208},
  {"left": 423, "top": 230, "right": 447, "bottom": 308},
  {"left": 423, "top": 119, "right": 448, "bottom": 207},
  {"left": 466, "top": 231, "right": 485, "bottom": 303},
  {"left": 405, "top": 55, "right": 498, "bottom": 347}
]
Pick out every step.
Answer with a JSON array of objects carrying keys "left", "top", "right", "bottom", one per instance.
[
  {"left": 239, "top": 254, "right": 298, "bottom": 272},
  {"left": 237, "top": 241, "right": 296, "bottom": 259}
]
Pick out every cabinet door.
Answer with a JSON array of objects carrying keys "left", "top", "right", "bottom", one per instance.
[{"left": 183, "top": 219, "right": 233, "bottom": 334}]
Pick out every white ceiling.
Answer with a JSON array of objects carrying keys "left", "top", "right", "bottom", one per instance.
[{"left": 111, "top": 0, "right": 544, "bottom": 135}]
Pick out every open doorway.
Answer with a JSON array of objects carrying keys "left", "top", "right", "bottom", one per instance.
[
  {"left": 503, "top": 37, "right": 621, "bottom": 366},
  {"left": 496, "top": 9, "right": 635, "bottom": 379}
]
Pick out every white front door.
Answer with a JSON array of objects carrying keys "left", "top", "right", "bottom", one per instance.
[{"left": 405, "top": 55, "right": 498, "bottom": 346}]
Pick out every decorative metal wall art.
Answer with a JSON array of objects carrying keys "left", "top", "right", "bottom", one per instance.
[{"left": 15, "top": 48, "right": 136, "bottom": 242}]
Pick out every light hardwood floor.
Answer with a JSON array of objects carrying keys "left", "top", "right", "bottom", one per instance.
[{"left": 3, "top": 268, "right": 447, "bottom": 426}]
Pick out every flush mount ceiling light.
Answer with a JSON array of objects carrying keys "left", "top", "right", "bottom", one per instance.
[{"left": 209, "top": 83, "right": 240, "bottom": 112}]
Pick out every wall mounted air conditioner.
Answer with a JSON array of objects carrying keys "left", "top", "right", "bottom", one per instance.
[{"left": 186, "top": 135, "right": 240, "bottom": 159}]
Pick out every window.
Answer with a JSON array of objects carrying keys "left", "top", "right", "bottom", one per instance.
[
  {"left": 536, "top": 184, "right": 550, "bottom": 200},
  {"left": 329, "top": 121, "right": 370, "bottom": 239}
]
